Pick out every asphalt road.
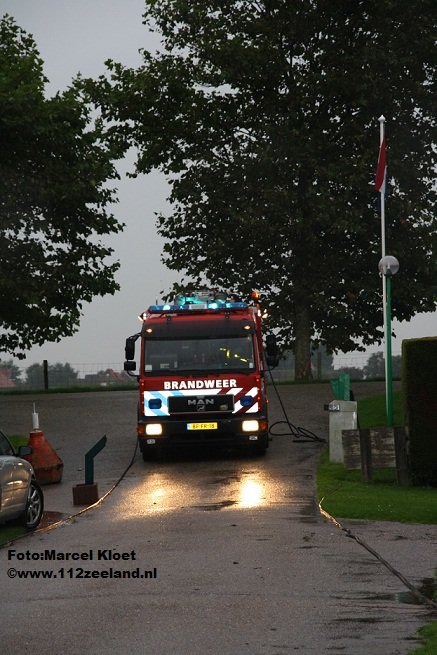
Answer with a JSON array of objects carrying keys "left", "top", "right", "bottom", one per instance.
[{"left": 0, "top": 382, "right": 435, "bottom": 655}]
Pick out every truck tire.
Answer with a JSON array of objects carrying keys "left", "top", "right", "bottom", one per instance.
[{"left": 142, "top": 446, "right": 163, "bottom": 462}]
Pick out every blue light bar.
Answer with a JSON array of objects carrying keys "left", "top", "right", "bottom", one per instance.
[
  {"left": 146, "top": 302, "right": 248, "bottom": 314},
  {"left": 147, "top": 305, "right": 180, "bottom": 312}
]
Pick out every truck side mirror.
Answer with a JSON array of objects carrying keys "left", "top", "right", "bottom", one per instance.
[
  {"left": 125, "top": 335, "right": 137, "bottom": 360},
  {"left": 124, "top": 334, "right": 140, "bottom": 375},
  {"left": 265, "top": 334, "right": 279, "bottom": 368}
]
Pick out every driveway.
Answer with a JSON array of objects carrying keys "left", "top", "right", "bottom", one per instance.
[{"left": 0, "top": 382, "right": 435, "bottom": 654}]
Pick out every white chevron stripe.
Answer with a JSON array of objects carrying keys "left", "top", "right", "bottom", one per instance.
[{"left": 143, "top": 386, "right": 258, "bottom": 417}]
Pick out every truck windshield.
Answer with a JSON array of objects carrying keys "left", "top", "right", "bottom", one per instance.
[{"left": 144, "top": 336, "right": 255, "bottom": 373}]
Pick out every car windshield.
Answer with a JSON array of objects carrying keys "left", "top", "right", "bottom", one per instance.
[{"left": 144, "top": 336, "right": 255, "bottom": 373}]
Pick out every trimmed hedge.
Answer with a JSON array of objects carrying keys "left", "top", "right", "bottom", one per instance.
[{"left": 402, "top": 337, "right": 437, "bottom": 486}]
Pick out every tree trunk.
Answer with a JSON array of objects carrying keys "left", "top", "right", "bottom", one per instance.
[{"left": 294, "top": 300, "right": 312, "bottom": 381}]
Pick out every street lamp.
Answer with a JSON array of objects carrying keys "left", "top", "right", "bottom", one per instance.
[{"left": 378, "top": 255, "right": 400, "bottom": 426}]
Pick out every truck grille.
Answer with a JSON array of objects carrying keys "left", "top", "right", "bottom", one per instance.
[{"left": 168, "top": 395, "right": 234, "bottom": 414}]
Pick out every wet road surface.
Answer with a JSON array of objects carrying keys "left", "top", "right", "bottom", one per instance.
[{"left": 0, "top": 383, "right": 434, "bottom": 654}]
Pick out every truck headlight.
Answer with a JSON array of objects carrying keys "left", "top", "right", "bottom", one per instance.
[
  {"left": 145, "top": 424, "right": 163, "bottom": 436},
  {"left": 242, "top": 420, "right": 259, "bottom": 432}
]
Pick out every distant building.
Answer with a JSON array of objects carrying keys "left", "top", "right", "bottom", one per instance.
[{"left": 83, "top": 368, "right": 127, "bottom": 386}]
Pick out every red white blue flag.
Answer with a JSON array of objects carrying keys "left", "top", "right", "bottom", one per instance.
[{"left": 374, "top": 138, "right": 387, "bottom": 193}]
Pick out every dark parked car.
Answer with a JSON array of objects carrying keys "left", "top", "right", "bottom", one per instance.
[{"left": 0, "top": 430, "right": 44, "bottom": 529}]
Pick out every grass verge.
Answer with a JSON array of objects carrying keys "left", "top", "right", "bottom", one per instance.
[
  {"left": 318, "top": 390, "right": 437, "bottom": 654},
  {"left": 317, "top": 392, "right": 436, "bottom": 522},
  {"left": 0, "top": 525, "right": 26, "bottom": 545},
  {"left": 358, "top": 389, "right": 403, "bottom": 427},
  {"left": 317, "top": 449, "right": 437, "bottom": 523},
  {"left": 411, "top": 622, "right": 437, "bottom": 655}
]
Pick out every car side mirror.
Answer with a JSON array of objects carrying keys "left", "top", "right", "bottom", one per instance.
[
  {"left": 18, "top": 445, "right": 32, "bottom": 457},
  {"left": 124, "top": 360, "right": 137, "bottom": 372}
]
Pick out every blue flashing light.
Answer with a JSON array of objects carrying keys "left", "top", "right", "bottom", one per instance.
[
  {"left": 148, "top": 399, "right": 162, "bottom": 410},
  {"left": 147, "top": 304, "right": 180, "bottom": 312},
  {"left": 225, "top": 302, "right": 247, "bottom": 309},
  {"left": 240, "top": 396, "right": 254, "bottom": 407},
  {"left": 174, "top": 290, "right": 244, "bottom": 308},
  {"left": 143, "top": 290, "right": 255, "bottom": 317},
  {"left": 146, "top": 301, "right": 248, "bottom": 314}
]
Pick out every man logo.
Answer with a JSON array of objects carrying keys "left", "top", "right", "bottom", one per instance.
[{"left": 187, "top": 398, "right": 214, "bottom": 412}]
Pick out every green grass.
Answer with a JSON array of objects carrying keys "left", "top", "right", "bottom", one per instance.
[
  {"left": 411, "top": 623, "right": 437, "bottom": 655},
  {"left": 8, "top": 434, "right": 29, "bottom": 449},
  {"left": 0, "top": 525, "right": 26, "bottom": 546},
  {"left": 409, "top": 570, "right": 437, "bottom": 655},
  {"left": 317, "top": 450, "right": 437, "bottom": 523},
  {"left": 319, "top": 389, "right": 436, "bottom": 522},
  {"left": 358, "top": 390, "right": 403, "bottom": 427}
]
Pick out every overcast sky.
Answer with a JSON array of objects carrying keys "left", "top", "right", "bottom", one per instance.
[{"left": 2, "top": 0, "right": 436, "bottom": 372}]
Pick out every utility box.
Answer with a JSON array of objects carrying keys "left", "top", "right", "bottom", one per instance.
[{"left": 328, "top": 400, "right": 358, "bottom": 463}]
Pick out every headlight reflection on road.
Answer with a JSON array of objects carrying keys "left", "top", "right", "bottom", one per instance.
[
  {"left": 126, "top": 472, "right": 182, "bottom": 515},
  {"left": 150, "top": 486, "right": 166, "bottom": 504},
  {"left": 239, "top": 478, "right": 265, "bottom": 508},
  {"left": 143, "top": 473, "right": 190, "bottom": 513},
  {"left": 122, "top": 469, "right": 272, "bottom": 517}
]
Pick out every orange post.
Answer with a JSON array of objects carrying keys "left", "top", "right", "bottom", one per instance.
[{"left": 24, "top": 430, "right": 64, "bottom": 485}]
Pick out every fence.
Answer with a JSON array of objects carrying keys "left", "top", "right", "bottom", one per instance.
[
  {"left": 1, "top": 361, "right": 136, "bottom": 391},
  {"left": 270, "top": 349, "right": 402, "bottom": 383},
  {"left": 1, "top": 348, "right": 402, "bottom": 391}
]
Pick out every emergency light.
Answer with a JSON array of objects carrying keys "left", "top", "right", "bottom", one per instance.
[
  {"left": 146, "top": 301, "right": 248, "bottom": 314},
  {"left": 140, "top": 289, "right": 262, "bottom": 317}
]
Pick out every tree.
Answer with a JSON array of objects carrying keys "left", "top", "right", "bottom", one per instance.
[
  {"left": 0, "top": 16, "right": 123, "bottom": 358},
  {"left": 47, "top": 362, "right": 79, "bottom": 387},
  {"left": 25, "top": 362, "right": 78, "bottom": 389},
  {"left": 25, "top": 364, "right": 45, "bottom": 389},
  {"left": 363, "top": 352, "right": 402, "bottom": 379},
  {"left": 311, "top": 345, "right": 334, "bottom": 379},
  {"left": 335, "top": 366, "right": 364, "bottom": 381},
  {"left": 85, "top": 1, "right": 436, "bottom": 379}
]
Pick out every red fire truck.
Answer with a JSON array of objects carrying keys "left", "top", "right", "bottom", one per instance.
[{"left": 124, "top": 290, "right": 278, "bottom": 459}]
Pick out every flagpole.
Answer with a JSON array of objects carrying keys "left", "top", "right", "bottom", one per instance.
[
  {"left": 379, "top": 115, "right": 386, "bottom": 257},
  {"left": 377, "top": 114, "right": 391, "bottom": 425}
]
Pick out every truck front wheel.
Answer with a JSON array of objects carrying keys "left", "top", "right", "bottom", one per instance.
[
  {"left": 141, "top": 445, "right": 163, "bottom": 461},
  {"left": 250, "top": 443, "right": 267, "bottom": 456}
]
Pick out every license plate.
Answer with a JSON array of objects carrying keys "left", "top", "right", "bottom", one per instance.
[{"left": 187, "top": 422, "right": 218, "bottom": 431}]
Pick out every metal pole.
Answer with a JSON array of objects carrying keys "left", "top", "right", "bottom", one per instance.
[
  {"left": 377, "top": 115, "right": 390, "bottom": 425},
  {"left": 43, "top": 359, "right": 49, "bottom": 391},
  {"left": 385, "top": 275, "right": 393, "bottom": 426},
  {"left": 379, "top": 115, "right": 386, "bottom": 258}
]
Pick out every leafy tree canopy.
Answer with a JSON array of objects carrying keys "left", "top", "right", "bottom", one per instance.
[
  {"left": 335, "top": 366, "right": 364, "bottom": 381},
  {"left": 363, "top": 351, "right": 402, "bottom": 379},
  {"left": 24, "top": 362, "right": 78, "bottom": 388},
  {"left": 0, "top": 16, "right": 123, "bottom": 358},
  {"left": 84, "top": 1, "right": 436, "bottom": 378}
]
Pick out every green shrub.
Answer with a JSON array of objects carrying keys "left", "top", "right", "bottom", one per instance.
[{"left": 402, "top": 338, "right": 437, "bottom": 487}]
